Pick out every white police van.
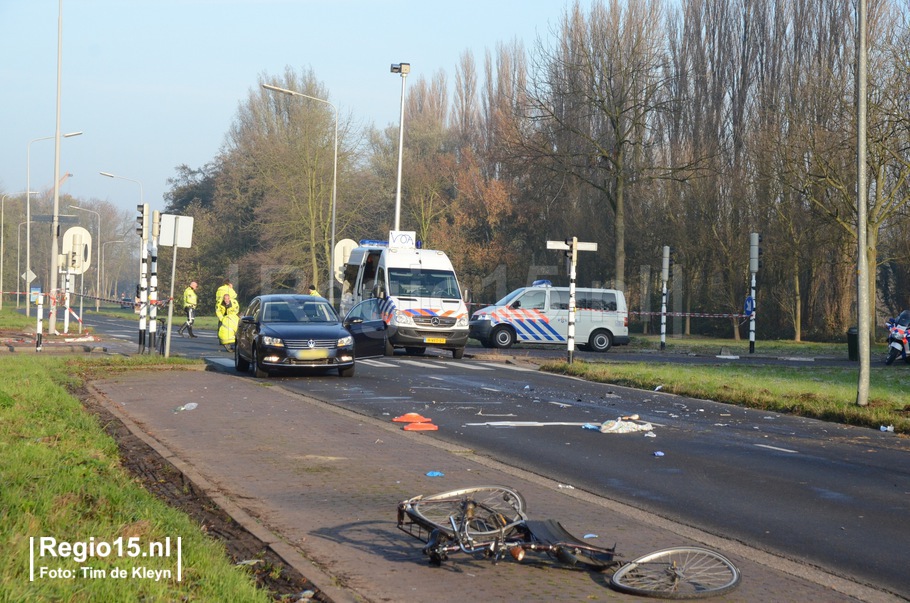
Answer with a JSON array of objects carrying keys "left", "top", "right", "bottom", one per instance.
[
  {"left": 469, "top": 280, "right": 629, "bottom": 352},
  {"left": 340, "top": 237, "right": 469, "bottom": 359}
]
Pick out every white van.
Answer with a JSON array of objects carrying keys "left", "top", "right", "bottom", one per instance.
[
  {"left": 469, "top": 281, "right": 629, "bottom": 352},
  {"left": 340, "top": 241, "right": 469, "bottom": 359}
]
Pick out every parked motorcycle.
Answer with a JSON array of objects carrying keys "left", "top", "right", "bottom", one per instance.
[{"left": 884, "top": 310, "right": 910, "bottom": 365}]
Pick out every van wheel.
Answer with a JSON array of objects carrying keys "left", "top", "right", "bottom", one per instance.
[
  {"left": 491, "top": 325, "right": 516, "bottom": 349},
  {"left": 588, "top": 330, "right": 613, "bottom": 353},
  {"left": 384, "top": 338, "right": 395, "bottom": 356},
  {"left": 452, "top": 347, "right": 465, "bottom": 360}
]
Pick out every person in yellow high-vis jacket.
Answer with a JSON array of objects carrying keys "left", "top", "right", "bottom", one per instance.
[
  {"left": 177, "top": 281, "right": 199, "bottom": 338},
  {"left": 216, "top": 292, "right": 240, "bottom": 350}
]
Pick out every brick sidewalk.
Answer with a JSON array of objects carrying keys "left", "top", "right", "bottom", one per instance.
[{"left": 90, "top": 368, "right": 895, "bottom": 603}]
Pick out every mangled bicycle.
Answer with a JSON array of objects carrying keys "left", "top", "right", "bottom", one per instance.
[{"left": 397, "top": 486, "right": 741, "bottom": 599}]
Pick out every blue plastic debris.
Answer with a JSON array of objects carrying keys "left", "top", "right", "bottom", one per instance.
[{"left": 426, "top": 471, "right": 445, "bottom": 477}]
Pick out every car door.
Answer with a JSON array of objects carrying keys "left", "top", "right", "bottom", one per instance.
[
  {"left": 237, "top": 298, "right": 261, "bottom": 360},
  {"left": 344, "top": 299, "right": 388, "bottom": 358}
]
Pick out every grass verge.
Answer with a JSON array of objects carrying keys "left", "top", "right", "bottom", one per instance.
[
  {"left": 543, "top": 360, "right": 910, "bottom": 433},
  {"left": 0, "top": 353, "right": 273, "bottom": 601}
]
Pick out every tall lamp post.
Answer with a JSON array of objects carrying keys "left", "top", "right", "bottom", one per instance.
[
  {"left": 2, "top": 191, "right": 33, "bottom": 310},
  {"left": 390, "top": 62, "right": 410, "bottom": 232},
  {"left": 26, "top": 130, "right": 82, "bottom": 317},
  {"left": 68, "top": 204, "right": 101, "bottom": 310},
  {"left": 261, "top": 83, "right": 338, "bottom": 307}
]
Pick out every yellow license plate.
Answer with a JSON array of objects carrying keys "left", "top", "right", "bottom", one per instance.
[
  {"left": 294, "top": 349, "right": 329, "bottom": 360},
  {"left": 423, "top": 337, "right": 446, "bottom": 344}
]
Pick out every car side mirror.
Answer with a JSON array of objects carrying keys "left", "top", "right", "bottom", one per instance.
[
  {"left": 511, "top": 300, "right": 521, "bottom": 309},
  {"left": 241, "top": 316, "right": 255, "bottom": 324}
]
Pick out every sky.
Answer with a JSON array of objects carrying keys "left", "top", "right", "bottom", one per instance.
[{"left": 0, "top": 0, "right": 579, "bottom": 216}]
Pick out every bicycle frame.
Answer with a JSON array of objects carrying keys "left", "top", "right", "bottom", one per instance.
[{"left": 398, "top": 486, "right": 742, "bottom": 599}]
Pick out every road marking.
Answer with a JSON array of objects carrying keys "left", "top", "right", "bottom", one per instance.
[
  {"left": 755, "top": 444, "right": 798, "bottom": 453},
  {"left": 398, "top": 359, "right": 439, "bottom": 368},
  {"left": 358, "top": 359, "right": 391, "bottom": 367},
  {"left": 426, "top": 360, "right": 494, "bottom": 370}
]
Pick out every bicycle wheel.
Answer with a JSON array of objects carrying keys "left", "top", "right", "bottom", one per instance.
[
  {"left": 609, "top": 547, "right": 741, "bottom": 599},
  {"left": 405, "top": 486, "right": 527, "bottom": 536}
]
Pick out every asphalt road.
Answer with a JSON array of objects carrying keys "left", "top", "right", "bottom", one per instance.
[{"left": 86, "top": 313, "right": 910, "bottom": 599}]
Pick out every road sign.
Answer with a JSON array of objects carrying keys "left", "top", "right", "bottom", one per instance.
[
  {"left": 546, "top": 240, "right": 598, "bottom": 251},
  {"left": 334, "top": 238, "right": 357, "bottom": 283},
  {"left": 159, "top": 214, "right": 194, "bottom": 248},
  {"left": 22, "top": 269, "right": 37, "bottom": 284},
  {"left": 62, "top": 226, "right": 92, "bottom": 274}
]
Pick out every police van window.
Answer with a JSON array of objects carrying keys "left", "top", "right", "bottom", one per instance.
[
  {"left": 603, "top": 292, "right": 617, "bottom": 311},
  {"left": 520, "top": 290, "right": 546, "bottom": 310},
  {"left": 575, "top": 292, "right": 589, "bottom": 310},
  {"left": 549, "top": 290, "right": 569, "bottom": 310}
]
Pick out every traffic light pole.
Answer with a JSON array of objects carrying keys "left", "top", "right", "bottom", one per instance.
[
  {"left": 137, "top": 204, "right": 149, "bottom": 353},
  {"left": 148, "top": 211, "right": 160, "bottom": 355}
]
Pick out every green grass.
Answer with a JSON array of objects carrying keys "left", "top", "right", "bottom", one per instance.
[
  {"left": 542, "top": 360, "right": 910, "bottom": 433},
  {"left": 0, "top": 351, "right": 271, "bottom": 601}
]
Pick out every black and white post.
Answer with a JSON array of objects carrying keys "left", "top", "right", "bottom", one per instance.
[
  {"left": 137, "top": 203, "right": 150, "bottom": 353},
  {"left": 148, "top": 211, "right": 160, "bottom": 355},
  {"left": 749, "top": 233, "right": 761, "bottom": 354},
  {"left": 660, "top": 246, "right": 671, "bottom": 351},
  {"left": 546, "top": 237, "right": 598, "bottom": 364}
]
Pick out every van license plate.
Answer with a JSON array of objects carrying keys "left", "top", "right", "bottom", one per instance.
[{"left": 424, "top": 337, "right": 446, "bottom": 344}]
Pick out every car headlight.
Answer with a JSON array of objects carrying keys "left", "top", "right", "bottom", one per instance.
[
  {"left": 457, "top": 315, "right": 468, "bottom": 327},
  {"left": 261, "top": 335, "right": 285, "bottom": 347},
  {"left": 472, "top": 313, "right": 490, "bottom": 321},
  {"left": 337, "top": 335, "right": 353, "bottom": 347},
  {"left": 394, "top": 310, "right": 414, "bottom": 326}
]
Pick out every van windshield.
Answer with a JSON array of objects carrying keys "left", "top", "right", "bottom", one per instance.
[
  {"left": 495, "top": 288, "right": 526, "bottom": 306},
  {"left": 388, "top": 268, "right": 461, "bottom": 299}
]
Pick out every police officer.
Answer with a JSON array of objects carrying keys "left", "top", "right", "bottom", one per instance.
[{"left": 178, "top": 281, "right": 199, "bottom": 338}]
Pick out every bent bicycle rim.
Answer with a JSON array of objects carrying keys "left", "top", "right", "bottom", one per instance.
[
  {"left": 405, "top": 486, "right": 526, "bottom": 536},
  {"left": 609, "top": 546, "right": 741, "bottom": 599}
]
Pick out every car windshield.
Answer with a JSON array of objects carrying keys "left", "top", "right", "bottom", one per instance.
[
  {"left": 261, "top": 300, "right": 339, "bottom": 323},
  {"left": 387, "top": 268, "right": 461, "bottom": 299}
]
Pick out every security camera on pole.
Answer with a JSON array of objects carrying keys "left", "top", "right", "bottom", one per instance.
[
  {"left": 748, "top": 233, "right": 761, "bottom": 354},
  {"left": 660, "top": 246, "right": 672, "bottom": 351},
  {"left": 546, "top": 236, "right": 598, "bottom": 364}
]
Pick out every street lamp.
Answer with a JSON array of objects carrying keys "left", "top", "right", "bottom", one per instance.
[
  {"left": 390, "top": 62, "right": 410, "bottom": 232},
  {"left": 1, "top": 191, "right": 33, "bottom": 310},
  {"left": 261, "top": 83, "right": 339, "bottom": 307},
  {"left": 26, "top": 131, "right": 82, "bottom": 316},
  {"left": 16, "top": 221, "right": 26, "bottom": 308},
  {"left": 101, "top": 239, "right": 126, "bottom": 304},
  {"left": 69, "top": 204, "right": 102, "bottom": 311}
]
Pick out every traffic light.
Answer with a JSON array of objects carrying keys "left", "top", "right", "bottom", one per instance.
[
  {"left": 564, "top": 237, "right": 573, "bottom": 258},
  {"left": 661, "top": 246, "right": 673, "bottom": 282},
  {"left": 750, "top": 233, "right": 762, "bottom": 272},
  {"left": 136, "top": 203, "right": 149, "bottom": 238}
]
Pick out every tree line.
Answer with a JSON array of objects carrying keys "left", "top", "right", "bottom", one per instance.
[{"left": 154, "top": 0, "right": 910, "bottom": 341}]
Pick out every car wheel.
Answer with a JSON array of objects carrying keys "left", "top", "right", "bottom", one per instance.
[
  {"left": 338, "top": 364, "right": 355, "bottom": 377},
  {"left": 235, "top": 343, "right": 250, "bottom": 372},
  {"left": 588, "top": 329, "right": 613, "bottom": 353},
  {"left": 491, "top": 325, "right": 515, "bottom": 349},
  {"left": 252, "top": 346, "right": 270, "bottom": 378}
]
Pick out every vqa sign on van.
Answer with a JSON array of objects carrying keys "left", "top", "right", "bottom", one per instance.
[{"left": 389, "top": 230, "right": 417, "bottom": 249}]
